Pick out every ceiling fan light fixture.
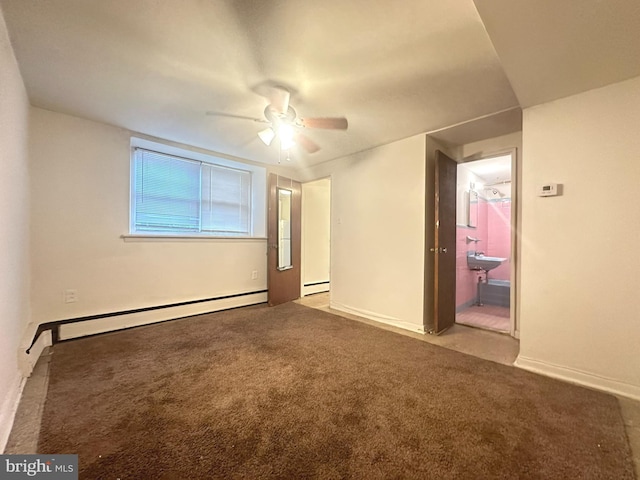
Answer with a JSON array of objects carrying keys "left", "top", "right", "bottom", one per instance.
[
  {"left": 209, "top": 84, "right": 347, "bottom": 155},
  {"left": 258, "top": 127, "right": 276, "bottom": 146},
  {"left": 278, "top": 124, "right": 295, "bottom": 150}
]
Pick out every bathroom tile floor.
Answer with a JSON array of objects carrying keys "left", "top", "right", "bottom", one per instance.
[{"left": 456, "top": 304, "right": 510, "bottom": 332}]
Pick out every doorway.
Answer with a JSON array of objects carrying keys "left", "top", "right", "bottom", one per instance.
[
  {"left": 300, "top": 178, "right": 331, "bottom": 297},
  {"left": 455, "top": 152, "right": 515, "bottom": 335}
]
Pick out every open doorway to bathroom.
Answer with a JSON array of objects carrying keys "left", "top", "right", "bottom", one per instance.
[{"left": 455, "top": 153, "right": 513, "bottom": 334}]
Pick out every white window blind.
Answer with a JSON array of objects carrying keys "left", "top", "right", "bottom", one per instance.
[
  {"left": 201, "top": 163, "right": 251, "bottom": 235},
  {"left": 132, "top": 148, "right": 251, "bottom": 236}
]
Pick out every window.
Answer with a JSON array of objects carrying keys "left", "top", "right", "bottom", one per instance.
[{"left": 130, "top": 142, "right": 265, "bottom": 237}]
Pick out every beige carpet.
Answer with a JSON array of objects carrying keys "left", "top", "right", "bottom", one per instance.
[{"left": 38, "top": 302, "right": 635, "bottom": 479}]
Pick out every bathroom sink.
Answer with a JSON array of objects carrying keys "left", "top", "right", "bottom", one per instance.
[{"left": 467, "top": 252, "right": 506, "bottom": 271}]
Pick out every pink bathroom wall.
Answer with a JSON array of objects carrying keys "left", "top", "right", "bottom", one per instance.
[
  {"left": 455, "top": 198, "right": 488, "bottom": 309},
  {"left": 456, "top": 198, "right": 512, "bottom": 309},
  {"left": 456, "top": 226, "right": 482, "bottom": 308},
  {"left": 486, "top": 200, "right": 511, "bottom": 280}
]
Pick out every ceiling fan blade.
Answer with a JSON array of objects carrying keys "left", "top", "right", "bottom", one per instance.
[
  {"left": 267, "top": 87, "right": 290, "bottom": 115},
  {"left": 299, "top": 117, "right": 348, "bottom": 130},
  {"left": 294, "top": 133, "right": 321, "bottom": 154},
  {"left": 206, "top": 111, "right": 269, "bottom": 123}
]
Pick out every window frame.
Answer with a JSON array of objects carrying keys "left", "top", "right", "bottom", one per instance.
[{"left": 128, "top": 138, "right": 266, "bottom": 239}]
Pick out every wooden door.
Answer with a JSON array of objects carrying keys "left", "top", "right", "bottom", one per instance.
[
  {"left": 267, "top": 173, "right": 302, "bottom": 306},
  {"left": 433, "top": 150, "right": 457, "bottom": 333}
]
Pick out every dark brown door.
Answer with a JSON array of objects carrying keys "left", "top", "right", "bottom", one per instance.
[
  {"left": 433, "top": 150, "right": 457, "bottom": 333},
  {"left": 267, "top": 173, "right": 301, "bottom": 306}
]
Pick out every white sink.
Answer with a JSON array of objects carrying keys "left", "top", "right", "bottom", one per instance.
[{"left": 467, "top": 252, "right": 506, "bottom": 271}]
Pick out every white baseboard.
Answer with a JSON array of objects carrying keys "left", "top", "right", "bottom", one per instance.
[
  {"left": 515, "top": 355, "right": 640, "bottom": 401},
  {"left": 19, "top": 328, "right": 52, "bottom": 378},
  {"left": 0, "top": 372, "right": 26, "bottom": 453},
  {"left": 59, "top": 292, "right": 267, "bottom": 341},
  {"left": 330, "top": 301, "right": 424, "bottom": 334}
]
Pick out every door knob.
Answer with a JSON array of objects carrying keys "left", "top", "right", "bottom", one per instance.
[{"left": 439, "top": 247, "right": 447, "bottom": 253}]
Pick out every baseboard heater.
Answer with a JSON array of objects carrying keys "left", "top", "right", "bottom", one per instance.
[
  {"left": 304, "top": 281, "right": 330, "bottom": 287},
  {"left": 303, "top": 281, "right": 330, "bottom": 296},
  {"left": 25, "top": 289, "right": 267, "bottom": 354}
]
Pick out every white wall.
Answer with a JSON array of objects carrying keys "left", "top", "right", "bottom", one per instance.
[
  {"left": 301, "top": 178, "right": 331, "bottom": 295},
  {"left": 516, "top": 75, "right": 640, "bottom": 399},
  {"left": 299, "top": 136, "right": 427, "bottom": 332},
  {"left": 0, "top": 6, "right": 30, "bottom": 451},
  {"left": 28, "top": 108, "right": 296, "bottom": 339}
]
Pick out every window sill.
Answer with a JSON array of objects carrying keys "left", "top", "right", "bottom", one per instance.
[{"left": 121, "top": 234, "right": 267, "bottom": 242}]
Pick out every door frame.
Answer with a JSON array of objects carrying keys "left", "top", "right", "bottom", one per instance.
[
  {"left": 458, "top": 148, "right": 519, "bottom": 338},
  {"left": 300, "top": 176, "right": 332, "bottom": 298}
]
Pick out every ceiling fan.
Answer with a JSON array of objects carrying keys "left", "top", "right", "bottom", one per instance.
[{"left": 206, "top": 85, "right": 348, "bottom": 154}]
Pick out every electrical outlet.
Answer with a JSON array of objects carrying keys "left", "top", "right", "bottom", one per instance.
[
  {"left": 64, "top": 289, "right": 78, "bottom": 303},
  {"left": 251, "top": 270, "right": 258, "bottom": 280}
]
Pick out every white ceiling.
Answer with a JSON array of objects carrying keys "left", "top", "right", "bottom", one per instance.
[
  {"left": 0, "top": 0, "right": 518, "bottom": 166},
  {"left": 1, "top": 1, "right": 638, "bottom": 166},
  {"left": 463, "top": 154, "right": 512, "bottom": 185},
  {"left": 474, "top": 0, "right": 640, "bottom": 107},
  {"left": 429, "top": 107, "right": 522, "bottom": 148}
]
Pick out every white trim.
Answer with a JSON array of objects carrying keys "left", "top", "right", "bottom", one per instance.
[
  {"left": 0, "top": 373, "right": 26, "bottom": 453},
  {"left": 514, "top": 355, "right": 640, "bottom": 401},
  {"left": 121, "top": 234, "right": 267, "bottom": 242},
  {"left": 330, "top": 301, "right": 425, "bottom": 334},
  {"left": 508, "top": 147, "right": 519, "bottom": 338},
  {"left": 18, "top": 328, "right": 52, "bottom": 377},
  {"left": 59, "top": 292, "right": 267, "bottom": 341}
]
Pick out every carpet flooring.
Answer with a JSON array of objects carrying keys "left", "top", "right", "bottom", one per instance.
[{"left": 38, "top": 302, "right": 635, "bottom": 479}]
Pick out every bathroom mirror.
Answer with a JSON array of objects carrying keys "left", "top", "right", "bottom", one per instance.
[
  {"left": 467, "top": 190, "right": 478, "bottom": 228},
  {"left": 277, "top": 188, "right": 293, "bottom": 270}
]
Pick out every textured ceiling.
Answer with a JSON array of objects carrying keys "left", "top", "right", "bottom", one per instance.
[
  {"left": 429, "top": 107, "right": 522, "bottom": 148},
  {"left": 474, "top": 0, "right": 640, "bottom": 107},
  {"left": 0, "top": 0, "right": 518, "bottom": 166},
  {"left": 3, "top": 1, "right": 637, "bottom": 167}
]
